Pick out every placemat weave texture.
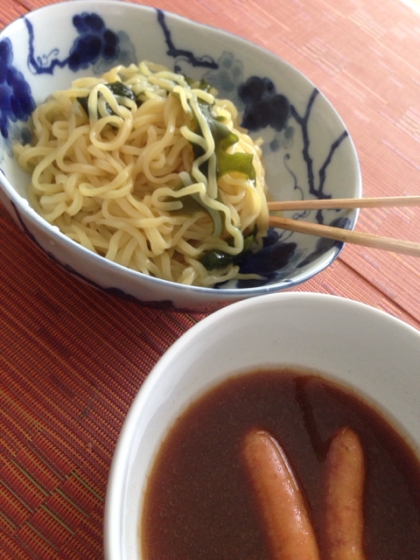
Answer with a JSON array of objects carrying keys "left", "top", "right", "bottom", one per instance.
[{"left": 1, "top": 0, "right": 420, "bottom": 558}]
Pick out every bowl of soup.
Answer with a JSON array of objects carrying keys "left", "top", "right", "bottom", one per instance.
[
  {"left": 104, "top": 292, "right": 420, "bottom": 559},
  {"left": 0, "top": 0, "right": 361, "bottom": 311}
]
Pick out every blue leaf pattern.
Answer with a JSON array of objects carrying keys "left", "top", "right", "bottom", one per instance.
[{"left": 0, "top": 39, "right": 35, "bottom": 139}]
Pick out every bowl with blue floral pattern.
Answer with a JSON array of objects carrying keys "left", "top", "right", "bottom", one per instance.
[{"left": 0, "top": 0, "right": 361, "bottom": 311}]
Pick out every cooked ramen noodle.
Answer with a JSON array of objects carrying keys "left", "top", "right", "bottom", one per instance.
[{"left": 15, "top": 61, "right": 269, "bottom": 287}]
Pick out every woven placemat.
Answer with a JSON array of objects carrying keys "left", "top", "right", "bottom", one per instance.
[
  {"left": 1, "top": 0, "right": 420, "bottom": 558},
  {"left": 1, "top": 201, "right": 204, "bottom": 558}
]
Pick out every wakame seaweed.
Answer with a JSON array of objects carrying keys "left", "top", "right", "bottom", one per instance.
[
  {"left": 77, "top": 82, "right": 139, "bottom": 118},
  {"left": 192, "top": 101, "right": 256, "bottom": 182},
  {"left": 200, "top": 229, "right": 257, "bottom": 270}
]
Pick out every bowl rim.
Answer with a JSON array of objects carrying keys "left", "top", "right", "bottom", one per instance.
[{"left": 0, "top": 0, "right": 362, "bottom": 298}]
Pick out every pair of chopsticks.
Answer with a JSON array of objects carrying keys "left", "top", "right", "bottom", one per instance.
[{"left": 268, "top": 196, "right": 420, "bottom": 257}]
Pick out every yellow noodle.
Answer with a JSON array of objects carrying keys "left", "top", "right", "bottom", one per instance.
[{"left": 15, "top": 61, "right": 269, "bottom": 287}]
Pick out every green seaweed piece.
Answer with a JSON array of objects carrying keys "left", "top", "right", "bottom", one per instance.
[
  {"left": 200, "top": 228, "right": 258, "bottom": 271},
  {"left": 200, "top": 250, "right": 234, "bottom": 270},
  {"left": 106, "top": 82, "right": 137, "bottom": 104},
  {"left": 77, "top": 82, "right": 139, "bottom": 119},
  {"left": 191, "top": 101, "right": 256, "bottom": 181}
]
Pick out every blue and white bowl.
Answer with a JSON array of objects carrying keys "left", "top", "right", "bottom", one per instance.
[{"left": 0, "top": 0, "right": 361, "bottom": 311}]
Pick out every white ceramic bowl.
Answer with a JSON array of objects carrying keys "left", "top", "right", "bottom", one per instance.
[
  {"left": 0, "top": 1, "right": 361, "bottom": 310},
  {"left": 104, "top": 292, "right": 420, "bottom": 559}
]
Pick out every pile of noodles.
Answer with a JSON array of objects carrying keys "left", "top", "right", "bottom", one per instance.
[{"left": 15, "top": 61, "right": 269, "bottom": 287}]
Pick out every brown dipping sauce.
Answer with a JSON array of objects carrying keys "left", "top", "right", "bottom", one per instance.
[{"left": 141, "top": 369, "right": 420, "bottom": 559}]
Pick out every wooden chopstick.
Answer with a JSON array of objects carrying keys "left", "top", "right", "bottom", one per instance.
[
  {"left": 268, "top": 195, "right": 420, "bottom": 211},
  {"left": 268, "top": 216, "right": 420, "bottom": 257}
]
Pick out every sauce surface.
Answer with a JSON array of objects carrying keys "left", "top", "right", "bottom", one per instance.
[{"left": 141, "top": 369, "right": 420, "bottom": 559}]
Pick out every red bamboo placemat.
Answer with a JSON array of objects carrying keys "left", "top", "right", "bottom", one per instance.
[
  {"left": 1, "top": 202, "right": 204, "bottom": 558},
  {"left": 1, "top": 0, "right": 420, "bottom": 558}
]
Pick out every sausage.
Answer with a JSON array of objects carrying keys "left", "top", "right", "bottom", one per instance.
[
  {"left": 323, "top": 427, "right": 367, "bottom": 560},
  {"left": 242, "top": 429, "right": 320, "bottom": 560}
]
